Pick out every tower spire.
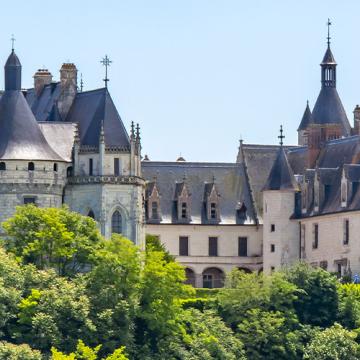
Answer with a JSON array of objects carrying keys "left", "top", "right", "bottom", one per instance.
[{"left": 100, "top": 55, "right": 112, "bottom": 88}]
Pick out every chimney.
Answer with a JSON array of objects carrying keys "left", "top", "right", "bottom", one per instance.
[
  {"left": 353, "top": 105, "right": 360, "bottom": 135},
  {"left": 58, "top": 63, "right": 77, "bottom": 120},
  {"left": 33, "top": 69, "right": 52, "bottom": 96}
]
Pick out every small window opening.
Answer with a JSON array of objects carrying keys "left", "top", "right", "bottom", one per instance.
[
  {"left": 53, "top": 163, "right": 58, "bottom": 172},
  {"left": 89, "top": 158, "right": 93, "bottom": 176},
  {"left": 210, "top": 202, "right": 217, "bottom": 219},
  {"left": 181, "top": 202, "right": 187, "bottom": 219},
  {"left": 271, "top": 224, "right": 275, "bottom": 232},
  {"left": 28, "top": 162, "right": 35, "bottom": 171},
  {"left": 0, "top": 162, "right": 5, "bottom": 171}
]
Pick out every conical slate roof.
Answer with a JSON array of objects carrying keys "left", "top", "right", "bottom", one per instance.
[
  {"left": 5, "top": 50, "right": 21, "bottom": 67},
  {"left": 297, "top": 101, "right": 312, "bottom": 131},
  {"left": 263, "top": 147, "right": 298, "bottom": 191},
  {"left": 321, "top": 46, "right": 336, "bottom": 65},
  {"left": 0, "top": 91, "right": 63, "bottom": 160},
  {"left": 311, "top": 87, "right": 351, "bottom": 135}
]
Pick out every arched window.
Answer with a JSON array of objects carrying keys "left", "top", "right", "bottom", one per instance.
[
  {"left": 67, "top": 166, "right": 73, "bottom": 178},
  {"left": 0, "top": 162, "right": 6, "bottom": 171},
  {"left": 87, "top": 210, "right": 95, "bottom": 219},
  {"left": 28, "top": 162, "right": 35, "bottom": 171},
  {"left": 53, "top": 163, "right": 58, "bottom": 172},
  {"left": 111, "top": 210, "right": 122, "bottom": 234}
]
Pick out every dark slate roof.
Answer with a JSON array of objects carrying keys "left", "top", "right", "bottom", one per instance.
[
  {"left": 297, "top": 101, "right": 312, "bottom": 131},
  {"left": 287, "top": 146, "right": 308, "bottom": 175},
  {"left": 142, "top": 161, "right": 257, "bottom": 225},
  {"left": 26, "top": 82, "right": 62, "bottom": 122},
  {"left": 263, "top": 147, "right": 299, "bottom": 191},
  {"left": 65, "top": 88, "right": 130, "bottom": 149},
  {"left": 311, "top": 87, "right": 351, "bottom": 135},
  {"left": 321, "top": 46, "right": 336, "bottom": 65},
  {"left": 38, "top": 122, "right": 76, "bottom": 162},
  {"left": 317, "top": 136, "right": 360, "bottom": 168},
  {"left": 0, "top": 91, "right": 63, "bottom": 161},
  {"left": 239, "top": 144, "right": 298, "bottom": 219},
  {"left": 5, "top": 51, "right": 21, "bottom": 67}
]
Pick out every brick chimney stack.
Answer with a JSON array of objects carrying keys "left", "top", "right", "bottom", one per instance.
[
  {"left": 33, "top": 69, "right": 52, "bottom": 96},
  {"left": 353, "top": 105, "right": 360, "bottom": 135},
  {"left": 58, "top": 63, "right": 77, "bottom": 120}
]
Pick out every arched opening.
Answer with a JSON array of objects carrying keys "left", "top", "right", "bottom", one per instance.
[
  {"left": 238, "top": 267, "right": 252, "bottom": 274},
  {"left": 202, "top": 267, "right": 225, "bottom": 289},
  {"left": 87, "top": 210, "right": 95, "bottom": 219},
  {"left": 53, "top": 163, "right": 58, "bottom": 172},
  {"left": 0, "top": 162, "right": 6, "bottom": 171},
  {"left": 111, "top": 210, "right": 122, "bottom": 234},
  {"left": 28, "top": 162, "right": 35, "bottom": 171},
  {"left": 66, "top": 166, "right": 73, "bottom": 178},
  {"left": 184, "top": 268, "right": 196, "bottom": 287}
]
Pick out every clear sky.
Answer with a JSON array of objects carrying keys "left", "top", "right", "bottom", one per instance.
[{"left": 0, "top": 0, "right": 359, "bottom": 162}]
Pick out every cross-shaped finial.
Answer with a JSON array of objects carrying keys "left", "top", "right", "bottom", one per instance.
[
  {"left": 278, "top": 125, "right": 285, "bottom": 146},
  {"left": 11, "top": 34, "right": 15, "bottom": 51},
  {"left": 100, "top": 55, "right": 112, "bottom": 88},
  {"left": 327, "top": 18, "right": 332, "bottom": 46}
]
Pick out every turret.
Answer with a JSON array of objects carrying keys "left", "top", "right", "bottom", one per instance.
[{"left": 4, "top": 50, "right": 21, "bottom": 91}]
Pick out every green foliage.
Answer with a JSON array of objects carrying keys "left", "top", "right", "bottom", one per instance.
[
  {"left": 338, "top": 283, "right": 360, "bottom": 329},
  {"left": 3, "top": 205, "right": 103, "bottom": 276},
  {"left": 284, "top": 262, "right": 339, "bottom": 327},
  {"left": 303, "top": 323, "right": 360, "bottom": 360},
  {"left": 195, "top": 288, "right": 220, "bottom": 298},
  {"left": 0, "top": 341, "right": 42, "bottom": 360},
  {"left": 145, "top": 234, "right": 175, "bottom": 262},
  {"left": 237, "top": 308, "right": 304, "bottom": 360},
  {"left": 85, "top": 235, "right": 141, "bottom": 355}
]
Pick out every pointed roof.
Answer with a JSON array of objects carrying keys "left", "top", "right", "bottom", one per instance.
[
  {"left": 263, "top": 147, "right": 298, "bottom": 191},
  {"left": 311, "top": 87, "right": 351, "bottom": 135},
  {"left": 321, "top": 46, "right": 336, "bottom": 65},
  {"left": 4, "top": 50, "right": 21, "bottom": 91},
  {"left": 65, "top": 88, "right": 130, "bottom": 149},
  {"left": 5, "top": 50, "right": 21, "bottom": 67},
  {"left": 0, "top": 91, "right": 63, "bottom": 160},
  {"left": 297, "top": 101, "right": 312, "bottom": 131}
]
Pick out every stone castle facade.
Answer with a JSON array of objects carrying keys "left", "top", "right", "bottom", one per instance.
[{"left": 1, "top": 32, "right": 360, "bottom": 288}]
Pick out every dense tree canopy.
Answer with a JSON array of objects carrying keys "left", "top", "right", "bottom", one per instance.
[{"left": 1, "top": 205, "right": 360, "bottom": 359}]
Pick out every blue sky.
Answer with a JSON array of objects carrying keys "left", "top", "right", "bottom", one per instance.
[{"left": 0, "top": 1, "right": 359, "bottom": 162}]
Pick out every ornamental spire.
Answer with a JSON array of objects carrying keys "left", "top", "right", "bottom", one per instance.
[{"left": 278, "top": 125, "right": 285, "bottom": 147}]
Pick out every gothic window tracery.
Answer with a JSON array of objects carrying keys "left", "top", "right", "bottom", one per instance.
[{"left": 111, "top": 210, "right": 122, "bottom": 234}]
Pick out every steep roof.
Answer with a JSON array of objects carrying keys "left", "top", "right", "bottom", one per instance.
[
  {"left": 311, "top": 87, "right": 351, "bottom": 135},
  {"left": 65, "top": 88, "right": 130, "bottom": 149},
  {"left": 321, "top": 46, "right": 336, "bottom": 65},
  {"left": 0, "top": 91, "right": 63, "bottom": 161},
  {"left": 297, "top": 101, "right": 312, "bottom": 131},
  {"left": 263, "top": 147, "right": 299, "bottom": 191},
  {"left": 142, "top": 161, "right": 257, "bottom": 225}
]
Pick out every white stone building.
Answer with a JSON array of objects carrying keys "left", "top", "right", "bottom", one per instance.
[{"left": 2, "top": 31, "right": 360, "bottom": 288}]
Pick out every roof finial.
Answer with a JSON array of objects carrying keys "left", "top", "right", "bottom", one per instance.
[
  {"left": 130, "top": 121, "right": 135, "bottom": 140},
  {"left": 278, "top": 125, "right": 285, "bottom": 147},
  {"left": 327, "top": 18, "right": 332, "bottom": 47},
  {"left": 100, "top": 55, "right": 112, "bottom": 88},
  {"left": 11, "top": 34, "right": 15, "bottom": 52},
  {"left": 80, "top": 73, "right": 84, "bottom": 92}
]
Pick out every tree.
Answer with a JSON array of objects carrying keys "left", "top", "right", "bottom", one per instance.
[
  {"left": 0, "top": 342, "right": 42, "bottom": 360},
  {"left": 338, "top": 283, "right": 360, "bottom": 329},
  {"left": 303, "top": 323, "right": 360, "bottom": 360},
  {"left": 284, "top": 262, "right": 339, "bottom": 327},
  {"left": 14, "top": 275, "right": 95, "bottom": 353},
  {"left": 145, "top": 234, "right": 174, "bottom": 263},
  {"left": 3, "top": 205, "right": 103, "bottom": 276},
  {"left": 218, "top": 269, "right": 299, "bottom": 328},
  {"left": 85, "top": 235, "right": 141, "bottom": 355},
  {"left": 237, "top": 308, "right": 306, "bottom": 360}
]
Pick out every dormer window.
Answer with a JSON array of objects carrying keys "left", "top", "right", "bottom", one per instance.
[
  {"left": 146, "top": 179, "right": 162, "bottom": 222},
  {"left": 152, "top": 201, "right": 159, "bottom": 220},
  {"left": 181, "top": 202, "right": 187, "bottom": 219},
  {"left": 210, "top": 203, "right": 217, "bottom": 219}
]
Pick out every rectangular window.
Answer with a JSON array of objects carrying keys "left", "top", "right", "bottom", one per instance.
[
  {"left": 23, "top": 197, "right": 36, "bottom": 205},
  {"left": 271, "top": 224, "right": 275, "bottom": 232},
  {"left": 89, "top": 158, "right": 93, "bottom": 176},
  {"left": 114, "top": 158, "right": 120, "bottom": 176},
  {"left": 179, "top": 236, "right": 189, "bottom": 256},
  {"left": 181, "top": 202, "right": 187, "bottom": 219},
  {"left": 313, "top": 224, "right": 319, "bottom": 249},
  {"left": 270, "top": 244, "right": 275, "bottom": 253},
  {"left": 151, "top": 202, "right": 158, "bottom": 220},
  {"left": 210, "top": 203, "right": 217, "bottom": 219},
  {"left": 209, "top": 237, "right": 218, "bottom": 256},
  {"left": 343, "top": 219, "right": 349, "bottom": 245},
  {"left": 238, "top": 237, "right": 248, "bottom": 256}
]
